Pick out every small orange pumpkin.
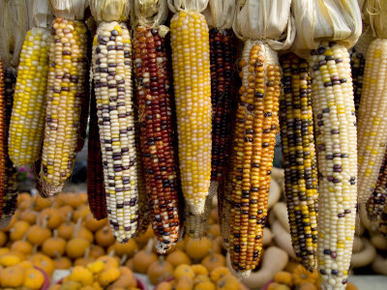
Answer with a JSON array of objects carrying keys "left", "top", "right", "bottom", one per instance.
[
  {"left": 132, "top": 250, "right": 158, "bottom": 274},
  {"left": 184, "top": 237, "right": 213, "bottom": 261},
  {"left": 166, "top": 250, "right": 192, "bottom": 267},
  {"left": 39, "top": 208, "right": 63, "bottom": 229},
  {"left": 85, "top": 215, "right": 107, "bottom": 232},
  {"left": 23, "top": 267, "right": 45, "bottom": 290},
  {"left": 58, "top": 221, "right": 75, "bottom": 240},
  {"left": 112, "top": 239, "right": 139, "bottom": 257},
  {"left": 201, "top": 252, "right": 226, "bottom": 272},
  {"left": 41, "top": 231, "right": 67, "bottom": 258},
  {"left": 26, "top": 224, "right": 52, "bottom": 246},
  {"left": 147, "top": 257, "right": 174, "bottom": 285},
  {"left": 10, "top": 240, "right": 34, "bottom": 256},
  {"left": 97, "top": 254, "right": 120, "bottom": 269},
  {"left": 73, "top": 205, "right": 91, "bottom": 222},
  {"left": 57, "top": 205, "right": 74, "bottom": 218},
  {"left": 66, "top": 238, "right": 90, "bottom": 259},
  {"left": 54, "top": 256, "right": 72, "bottom": 269},
  {"left": 0, "top": 265, "right": 25, "bottom": 288},
  {"left": 95, "top": 226, "right": 115, "bottom": 247},
  {"left": 9, "top": 220, "right": 30, "bottom": 241},
  {"left": 0, "top": 231, "right": 7, "bottom": 247},
  {"left": 19, "top": 209, "right": 38, "bottom": 224},
  {"left": 28, "top": 253, "right": 55, "bottom": 276},
  {"left": 89, "top": 244, "right": 105, "bottom": 258},
  {"left": 33, "top": 195, "right": 51, "bottom": 211}
]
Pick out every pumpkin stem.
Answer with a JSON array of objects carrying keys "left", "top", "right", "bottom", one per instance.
[
  {"left": 145, "top": 238, "right": 154, "bottom": 254},
  {"left": 120, "top": 254, "right": 128, "bottom": 265},
  {"left": 66, "top": 211, "right": 72, "bottom": 223},
  {"left": 84, "top": 247, "right": 90, "bottom": 259},
  {"left": 53, "top": 229, "right": 58, "bottom": 239},
  {"left": 108, "top": 249, "right": 115, "bottom": 257},
  {"left": 33, "top": 244, "right": 39, "bottom": 255},
  {"left": 73, "top": 217, "right": 83, "bottom": 238},
  {"left": 41, "top": 215, "right": 49, "bottom": 229},
  {"left": 158, "top": 255, "right": 165, "bottom": 265},
  {"left": 54, "top": 250, "right": 61, "bottom": 260}
]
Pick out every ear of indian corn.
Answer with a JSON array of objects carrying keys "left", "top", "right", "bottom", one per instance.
[
  {"left": 357, "top": 38, "right": 387, "bottom": 208},
  {"left": 133, "top": 26, "right": 180, "bottom": 253},
  {"left": 0, "top": 57, "right": 7, "bottom": 219},
  {"left": 379, "top": 204, "right": 387, "bottom": 237},
  {"left": 310, "top": 42, "right": 357, "bottom": 287},
  {"left": 349, "top": 49, "right": 365, "bottom": 115},
  {"left": 170, "top": 9, "right": 212, "bottom": 215},
  {"left": 8, "top": 27, "right": 51, "bottom": 166},
  {"left": 87, "top": 87, "right": 107, "bottom": 221},
  {"left": 279, "top": 53, "right": 318, "bottom": 271},
  {"left": 40, "top": 18, "right": 89, "bottom": 197},
  {"left": 229, "top": 40, "right": 280, "bottom": 274},
  {"left": 366, "top": 148, "right": 387, "bottom": 221},
  {"left": 92, "top": 21, "right": 138, "bottom": 242}
]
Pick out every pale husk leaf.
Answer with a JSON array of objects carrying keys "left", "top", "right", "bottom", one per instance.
[
  {"left": 26, "top": 0, "right": 35, "bottom": 30},
  {"left": 50, "top": 0, "right": 89, "bottom": 20},
  {"left": 292, "top": 0, "right": 362, "bottom": 53},
  {"left": 365, "top": 0, "right": 387, "bottom": 38},
  {"left": 167, "top": 0, "right": 209, "bottom": 13},
  {"left": 89, "top": 0, "right": 130, "bottom": 22},
  {"left": 0, "top": 0, "right": 30, "bottom": 68},
  {"left": 132, "top": 0, "right": 169, "bottom": 27},
  {"left": 232, "top": 0, "right": 295, "bottom": 51},
  {"left": 33, "top": 0, "right": 54, "bottom": 28},
  {"left": 203, "top": 0, "right": 235, "bottom": 29}
]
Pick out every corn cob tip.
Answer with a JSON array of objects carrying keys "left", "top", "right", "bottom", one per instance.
[
  {"left": 226, "top": 253, "right": 251, "bottom": 278},
  {"left": 188, "top": 199, "right": 207, "bottom": 215},
  {"left": 155, "top": 240, "right": 177, "bottom": 255},
  {"left": 38, "top": 178, "right": 64, "bottom": 198}
]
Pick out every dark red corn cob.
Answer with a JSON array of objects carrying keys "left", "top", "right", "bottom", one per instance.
[
  {"left": 133, "top": 26, "right": 180, "bottom": 254},
  {"left": 87, "top": 89, "right": 107, "bottom": 220},
  {"left": 367, "top": 150, "right": 387, "bottom": 221},
  {"left": 209, "top": 28, "right": 237, "bottom": 245},
  {"left": 0, "top": 67, "right": 18, "bottom": 225}
]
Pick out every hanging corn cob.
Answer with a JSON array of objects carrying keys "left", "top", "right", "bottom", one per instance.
[
  {"left": 0, "top": 0, "right": 30, "bottom": 226},
  {"left": 87, "top": 87, "right": 107, "bottom": 221},
  {"left": 292, "top": 0, "right": 361, "bottom": 287},
  {"left": 90, "top": 0, "right": 138, "bottom": 242},
  {"left": 9, "top": 0, "right": 53, "bottom": 167},
  {"left": 0, "top": 57, "right": 6, "bottom": 219},
  {"left": 230, "top": 0, "right": 294, "bottom": 276},
  {"left": 202, "top": 0, "right": 237, "bottom": 243},
  {"left": 279, "top": 53, "right": 318, "bottom": 271},
  {"left": 39, "top": 0, "right": 89, "bottom": 197},
  {"left": 168, "top": 0, "right": 212, "bottom": 215},
  {"left": 366, "top": 148, "right": 387, "bottom": 221},
  {"left": 357, "top": 1, "right": 387, "bottom": 212},
  {"left": 132, "top": 0, "right": 180, "bottom": 253}
]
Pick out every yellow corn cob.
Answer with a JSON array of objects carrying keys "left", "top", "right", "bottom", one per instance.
[
  {"left": 170, "top": 10, "right": 212, "bottom": 214},
  {"left": 310, "top": 42, "right": 357, "bottom": 288},
  {"left": 279, "top": 53, "right": 318, "bottom": 271},
  {"left": 229, "top": 40, "right": 280, "bottom": 274},
  {"left": 40, "top": 18, "right": 88, "bottom": 197},
  {"left": 357, "top": 38, "right": 387, "bottom": 208},
  {"left": 92, "top": 21, "right": 138, "bottom": 242},
  {"left": 9, "top": 27, "right": 51, "bottom": 166}
]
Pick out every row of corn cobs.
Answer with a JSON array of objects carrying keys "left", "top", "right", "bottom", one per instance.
[{"left": 0, "top": 0, "right": 386, "bottom": 286}]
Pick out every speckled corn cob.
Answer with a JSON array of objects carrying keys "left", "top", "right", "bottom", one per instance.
[
  {"left": 40, "top": 18, "right": 88, "bottom": 197},
  {"left": 133, "top": 26, "right": 180, "bottom": 253},
  {"left": 366, "top": 148, "right": 387, "bottom": 221},
  {"left": 229, "top": 40, "right": 280, "bottom": 274},
  {"left": 350, "top": 49, "right": 365, "bottom": 115},
  {"left": 92, "top": 21, "right": 138, "bottom": 242},
  {"left": 0, "top": 57, "right": 7, "bottom": 219},
  {"left": 310, "top": 42, "right": 357, "bottom": 288},
  {"left": 0, "top": 68, "right": 19, "bottom": 226},
  {"left": 379, "top": 205, "right": 387, "bottom": 237},
  {"left": 9, "top": 28, "right": 51, "bottom": 166},
  {"left": 279, "top": 53, "right": 318, "bottom": 272},
  {"left": 170, "top": 10, "right": 212, "bottom": 214},
  {"left": 87, "top": 88, "right": 107, "bottom": 221},
  {"left": 357, "top": 38, "right": 387, "bottom": 208}
]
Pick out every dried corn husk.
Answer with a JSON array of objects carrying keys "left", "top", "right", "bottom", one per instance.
[
  {"left": 292, "top": 0, "right": 362, "bottom": 54},
  {"left": 89, "top": 0, "right": 130, "bottom": 22},
  {"left": 33, "top": 0, "right": 54, "bottom": 28},
  {"left": 167, "top": 0, "right": 209, "bottom": 13},
  {"left": 50, "top": 0, "right": 89, "bottom": 20},
  {"left": 232, "top": 0, "right": 295, "bottom": 50},
  {"left": 365, "top": 0, "right": 387, "bottom": 38},
  {"left": 203, "top": 0, "right": 235, "bottom": 29},
  {"left": 0, "top": 0, "right": 30, "bottom": 69},
  {"left": 132, "top": 0, "right": 169, "bottom": 29}
]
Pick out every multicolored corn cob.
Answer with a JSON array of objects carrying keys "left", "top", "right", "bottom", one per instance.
[
  {"left": 133, "top": 26, "right": 180, "bottom": 253},
  {"left": 170, "top": 9, "right": 212, "bottom": 214},
  {"left": 0, "top": 57, "right": 7, "bottom": 219},
  {"left": 357, "top": 38, "right": 387, "bottom": 209},
  {"left": 279, "top": 53, "right": 318, "bottom": 271},
  {"left": 92, "top": 21, "right": 138, "bottom": 242},
  {"left": 87, "top": 88, "right": 107, "bottom": 221},
  {"left": 229, "top": 40, "right": 280, "bottom": 274},
  {"left": 9, "top": 27, "right": 51, "bottom": 166},
  {"left": 40, "top": 18, "right": 89, "bottom": 197},
  {"left": 310, "top": 42, "right": 357, "bottom": 287},
  {"left": 366, "top": 148, "right": 387, "bottom": 221},
  {"left": 350, "top": 49, "right": 365, "bottom": 115}
]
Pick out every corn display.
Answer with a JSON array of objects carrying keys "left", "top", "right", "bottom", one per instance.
[
  {"left": 8, "top": 27, "right": 51, "bottom": 166},
  {"left": 133, "top": 25, "right": 180, "bottom": 253},
  {"left": 366, "top": 149, "right": 387, "bottom": 221},
  {"left": 40, "top": 17, "right": 89, "bottom": 197},
  {"left": 309, "top": 42, "right": 358, "bottom": 287},
  {"left": 0, "top": 57, "right": 6, "bottom": 218},
  {"left": 279, "top": 53, "right": 318, "bottom": 271},
  {"left": 87, "top": 89, "right": 107, "bottom": 221},
  {"left": 92, "top": 21, "right": 138, "bottom": 242},
  {"left": 169, "top": 8, "right": 212, "bottom": 215},
  {"left": 228, "top": 40, "right": 281, "bottom": 274}
]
